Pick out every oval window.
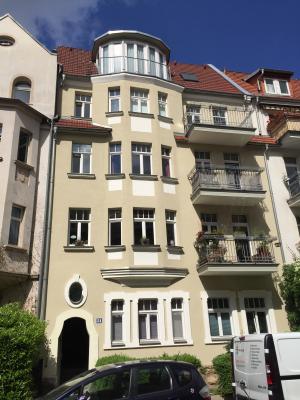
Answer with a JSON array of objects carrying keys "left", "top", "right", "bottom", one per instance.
[
  {"left": 0, "top": 36, "right": 15, "bottom": 46},
  {"left": 69, "top": 282, "right": 83, "bottom": 304}
]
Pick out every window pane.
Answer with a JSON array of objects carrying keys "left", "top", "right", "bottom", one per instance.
[
  {"left": 150, "top": 315, "right": 158, "bottom": 339},
  {"left": 84, "top": 103, "right": 90, "bottom": 118},
  {"left": 81, "top": 223, "right": 89, "bottom": 244},
  {"left": 72, "top": 153, "right": 80, "bottom": 173},
  {"left": 14, "top": 88, "right": 30, "bottom": 104},
  {"left": 110, "top": 221, "right": 121, "bottom": 246},
  {"left": 143, "top": 155, "right": 151, "bottom": 175},
  {"left": 166, "top": 223, "right": 175, "bottom": 245},
  {"left": 136, "top": 367, "right": 171, "bottom": 395},
  {"left": 172, "top": 312, "right": 183, "bottom": 339},
  {"left": 11, "top": 206, "right": 22, "bottom": 219},
  {"left": 8, "top": 219, "right": 20, "bottom": 245},
  {"left": 131, "top": 98, "right": 139, "bottom": 112},
  {"left": 111, "top": 98, "right": 119, "bottom": 112},
  {"left": 139, "top": 314, "right": 147, "bottom": 339},
  {"left": 127, "top": 44, "right": 134, "bottom": 72},
  {"left": 141, "top": 100, "right": 148, "bottom": 113},
  {"left": 162, "top": 158, "right": 170, "bottom": 177},
  {"left": 246, "top": 311, "right": 256, "bottom": 334},
  {"left": 132, "top": 153, "right": 140, "bottom": 174},
  {"left": 112, "top": 315, "right": 123, "bottom": 341},
  {"left": 137, "top": 45, "right": 144, "bottom": 74},
  {"left": 221, "top": 313, "right": 232, "bottom": 336},
  {"left": 257, "top": 312, "right": 268, "bottom": 333},
  {"left": 111, "top": 154, "right": 121, "bottom": 174},
  {"left": 134, "top": 221, "right": 143, "bottom": 245},
  {"left": 266, "top": 79, "right": 275, "bottom": 93},
  {"left": 145, "top": 222, "right": 154, "bottom": 244},
  {"left": 69, "top": 223, "right": 77, "bottom": 244},
  {"left": 82, "top": 153, "right": 90, "bottom": 173},
  {"left": 279, "top": 80, "right": 288, "bottom": 94},
  {"left": 209, "top": 313, "right": 220, "bottom": 336}
]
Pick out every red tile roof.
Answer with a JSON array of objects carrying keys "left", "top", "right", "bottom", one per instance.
[
  {"left": 56, "top": 118, "right": 110, "bottom": 131},
  {"left": 57, "top": 46, "right": 97, "bottom": 76},
  {"left": 248, "top": 135, "right": 277, "bottom": 145},
  {"left": 170, "top": 62, "right": 241, "bottom": 94}
]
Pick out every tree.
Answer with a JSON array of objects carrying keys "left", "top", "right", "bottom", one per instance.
[{"left": 279, "top": 261, "right": 300, "bottom": 331}]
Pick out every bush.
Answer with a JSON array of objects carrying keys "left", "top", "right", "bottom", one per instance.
[
  {"left": 212, "top": 352, "right": 232, "bottom": 396},
  {"left": 0, "top": 303, "right": 46, "bottom": 400},
  {"left": 96, "top": 354, "right": 135, "bottom": 367},
  {"left": 279, "top": 262, "right": 300, "bottom": 331}
]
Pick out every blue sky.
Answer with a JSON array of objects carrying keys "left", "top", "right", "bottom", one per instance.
[{"left": 1, "top": 0, "right": 299, "bottom": 76}]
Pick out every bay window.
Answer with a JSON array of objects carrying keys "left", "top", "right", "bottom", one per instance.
[
  {"left": 108, "top": 88, "right": 120, "bottom": 112},
  {"left": 68, "top": 209, "right": 90, "bottom": 246},
  {"left": 158, "top": 92, "right": 167, "bottom": 116},
  {"left": 161, "top": 146, "right": 171, "bottom": 177},
  {"left": 166, "top": 210, "right": 176, "bottom": 246},
  {"left": 108, "top": 209, "right": 122, "bottom": 246},
  {"left": 132, "top": 143, "right": 151, "bottom": 175},
  {"left": 109, "top": 143, "right": 122, "bottom": 174},
  {"left": 130, "top": 88, "right": 149, "bottom": 113},
  {"left": 133, "top": 208, "right": 155, "bottom": 245}
]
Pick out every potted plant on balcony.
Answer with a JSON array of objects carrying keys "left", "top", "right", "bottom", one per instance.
[
  {"left": 140, "top": 236, "right": 150, "bottom": 246},
  {"left": 255, "top": 238, "right": 273, "bottom": 261},
  {"left": 74, "top": 239, "right": 85, "bottom": 247},
  {"left": 194, "top": 230, "right": 227, "bottom": 262}
]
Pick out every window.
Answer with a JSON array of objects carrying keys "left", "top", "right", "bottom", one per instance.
[
  {"left": 138, "top": 299, "right": 158, "bottom": 341},
  {"left": 201, "top": 213, "right": 218, "bottom": 233},
  {"left": 207, "top": 297, "right": 232, "bottom": 338},
  {"left": 111, "top": 300, "right": 124, "bottom": 344},
  {"left": 0, "top": 124, "right": 2, "bottom": 141},
  {"left": 8, "top": 205, "right": 24, "bottom": 246},
  {"left": 171, "top": 298, "right": 184, "bottom": 340},
  {"left": 137, "top": 45, "right": 145, "bottom": 74},
  {"left": 284, "top": 157, "right": 298, "bottom": 179},
  {"left": 109, "top": 209, "right": 122, "bottom": 246},
  {"left": 130, "top": 88, "right": 149, "bottom": 113},
  {"left": 71, "top": 144, "right": 91, "bottom": 174},
  {"left": 108, "top": 88, "right": 120, "bottom": 112},
  {"left": 158, "top": 92, "right": 167, "bottom": 116},
  {"left": 13, "top": 80, "right": 31, "bottom": 104},
  {"left": 265, "top": 78, "right": 290, "bottom": 95},
  {"left": 161, "top": 146, "right": 171, "bottom": 177},
  {"left": 65, "top": 275, "right": 87, "bottom": 308},
  {"left": 166, "top": 210, "right": 176, "bottom": 246},
  {"left": 149, "top": 47, "right": 156, "bottom": 76},
  {"left": 109, "top": 143, "right": 121, "bottom": 174},
  {"left": 83, "top": 370, "right": 130, "bottom": 400},
  {"left": 68, "top": 209, "right": 90, "bottom": 246},
  {"left": 17, "top": 131, "right": 30, "bottom": 163},
  {"left": 195, "top": 152, "right": 210, "bottom": 169},
  {"left": 0, "top": 36, "right": 15, "bottom": 46},
  {"left": 68, "top": 282, "right": 83, "bottom": 305},
  {"left": 132, "top": 143, "right": 151, "bottom": 175},
  {"left": 212, "top": 107, "right": 227, "bottom": 126},
  {"left": 296, "top": 216, "right": 300, "bottom": 236},
  {"left": 244, "top": 297, "right": 268, "bottom": 334},
  {"left": 159, "top": 53, "right": 164, "bottom": 78},
  {"left": 186, "top": 105, "right": 200, "bottom": 125},
  {"left": 136, "top": 366, "right": 171, "bottom": 395},
  {"left": 75, "top": 94, "right": 91, "bottom": 118},
  {"left": 133, "top": 209, "right": 155, "bottom": 245}
]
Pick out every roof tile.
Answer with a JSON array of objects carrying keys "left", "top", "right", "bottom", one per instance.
[{"left": 57, "top": 46, "right": 97, "bottom": 76}]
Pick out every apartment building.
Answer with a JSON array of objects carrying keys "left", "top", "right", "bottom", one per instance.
[
  {"left": 42, "top": 30, "right": 289, "bottom": 385},
  {"left": 226, "top": 68, "right": 300, "bottom": 263},
  {"left": 0, "top": 14, "right": 57, "bottom": 311}
]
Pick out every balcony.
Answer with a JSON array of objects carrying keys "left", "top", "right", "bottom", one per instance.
[
  {"left": 195, "top": 235, "right": 277, "bottom": 276},
  {"left": 188, "top": 165, "right": 265, "bottom": 206},
  {"left": 98, "top": 56, "right": 170, "bottom": 80},
  {"left": 286, "top": 173, "right": 300, "bottom": 207},
  {"left": 268, "top": 111, "right": 300, "bottom": 148},
  {"left": 185, "top": 106, "right": 255, "bottom": 146}
]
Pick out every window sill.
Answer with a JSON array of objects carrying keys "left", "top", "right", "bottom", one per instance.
[
  {"left": 111, "top": 341, "right": 125, "bottom": 347},
  {"left": 67, "top": 173, "right": 96, "bottom": 179},
  {"left": 64, "top": 246, "right": 95, "bottom": 252},
  {"left": 210, "top": 336, "right": 233, "bottom": 343},
  {"left": 174, "top": 338, "right": 188, "bottom": 344},
  {"left": 105, "top": 111, "right": 124, "bottom": 117},
  {"left": 72, "top": 116, "right": 92, "bottom": 121},
  {"left": 14, "top": 160, "right": 34, "bottom": 171},
  {"left": 160, "top": 176, "right": 179, "bottom": 184},
  {"left": 139, "top": 340, "right": 161, "bottom": 346},
  {"left": 105, "top": 245, "right": 126, "bottom": 252},
  {"left": 105, "top": 173, "right": 125, "bottom": 180},
  {"left": 4, "top": 244, "right": 28, "bottom": 253},
  {"left": 128, "top": 111, "right": 154, "bottom": 119},
  {"left": 166, "top": 245, "right": 184, "bottom": 255},
  {"left": 157, "top": 115, "right": 173, "bottom": 124},
  {"left": 132, "top": 244, "right": 161, "bottom": 252},
  {"left": 129, "top": 174, "right": 158, "bottom": 181}
]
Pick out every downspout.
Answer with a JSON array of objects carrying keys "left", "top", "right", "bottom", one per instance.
[{"left": 264, "top": 144, "right": 286, "bottom": 264}]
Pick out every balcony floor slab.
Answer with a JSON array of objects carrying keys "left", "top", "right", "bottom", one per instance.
[
  {"left": 186, "top": 125, "right": 255, "bottom": 146},
  {"left": 191, "top": 189, "right": 266, "bottom": 206},
  {"left": 197, "top": 263, "right": 278, "bottom": 276}
]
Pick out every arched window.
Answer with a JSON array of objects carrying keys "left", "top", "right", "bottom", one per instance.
[{"left": 12, "top": 79, "right": 31, "bottom": 104}]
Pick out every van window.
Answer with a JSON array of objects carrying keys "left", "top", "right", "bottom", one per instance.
[{"left": 277, "top": 337, "right": 300, "bottom": 372}]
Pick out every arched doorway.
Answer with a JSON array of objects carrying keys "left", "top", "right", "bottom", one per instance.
[{"left": 59, "top": 317, "right": 89, "bottom": 383}]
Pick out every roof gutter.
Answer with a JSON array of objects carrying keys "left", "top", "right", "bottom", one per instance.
[{"left": 208, "top": 64, "right": 251, "bottom": 95}]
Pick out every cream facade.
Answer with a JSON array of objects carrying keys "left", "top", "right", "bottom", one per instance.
[
  {"left": 43, "top": 31, "right": 289, "bottom": 386},
  {"left": 0, "top": 14, "right": 57, "bottom": 311}
]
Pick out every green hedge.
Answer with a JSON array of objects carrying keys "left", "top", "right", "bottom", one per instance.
[
  {"left": 0, "top": 303, "right": 46, "bottom": 400},
  {"left": 96, "top": 352, "right": 202, "bottom": 371},
  {"left": 212, "top": 352, "right": 232, "bottom": 396}
]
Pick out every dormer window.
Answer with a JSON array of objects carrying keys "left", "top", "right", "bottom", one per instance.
[{"left": 264, "top": 78, "right": 290, "bottom": 95}]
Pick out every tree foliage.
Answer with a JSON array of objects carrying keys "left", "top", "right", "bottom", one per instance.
[
  {"left": 0, "top": 303, "right": 46, "bottom": 400},
  {"left": 279, "top": 261, "right": 300, "bottom": 331}
]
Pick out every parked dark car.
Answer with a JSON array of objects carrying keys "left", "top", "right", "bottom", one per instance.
[{"left": 38, "top": 360, "right": 211, "bottom": 400}]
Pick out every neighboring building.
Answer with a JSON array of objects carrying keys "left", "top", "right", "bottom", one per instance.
[
  {"left": 226, "top": 68, "right": 300, "bottom": 263},
  {"left": 42, "top": 30, "right": 289, "bottom": 386},
  {"left": 0, "top": 14, "right": 57, "bottom": 311}
]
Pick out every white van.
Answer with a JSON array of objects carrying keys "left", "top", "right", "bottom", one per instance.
[{"left": 231, "top": 333, "right": 300, "bottom": 400}]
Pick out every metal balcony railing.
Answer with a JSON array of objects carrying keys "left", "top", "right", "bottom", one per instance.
[
  {"left": 286, "top": 173, "right": 300, "bottom": 198},
  {"left": 188, "top": 165, "right": 264, "bottom": 193},
  {"left": 195, "top": 235, "right": 276, "bottom": 266},
  {"left": 98, "top": 56, "right": 170, "bottom": 80},
  {"left": 185, "top": 106, "right": 253, "bottom": 131}
]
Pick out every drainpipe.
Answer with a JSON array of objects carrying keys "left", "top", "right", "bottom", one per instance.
[{"left": 264, "top": 144, "right": 286, "bottom": 264}]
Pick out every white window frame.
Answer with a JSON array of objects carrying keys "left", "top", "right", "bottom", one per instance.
[
  {"left": 130, "top": 88, "right": 149, "bottom": 113},
  {"left": 201, "top": 291, "right": 239, "bottom": 344},
  {"left": 201, "top": 213, "right": 218, "bottom": 234},
  {"left": 68, "top": 209, "right": 91, "bottom": 246},
  {"left": 186, "top": 104, "right": 201, "bottom": 125},
  {"left": 109, "top": 143, "right": 122, "bottom": 174},
  {"left": 264, "top": 78, "right": 290, "bottom": 96},
  {"left": 131, "top": 143, "right": 152, "bottom": 175},
  {"left": 64, "top": 274, "right": 88, "bottom": 308},
  {"left": 212, "top": 107, "right": 227, "bottom": 126},
  {"left": 8, "top": 205, "right": 25, "bottom": 246},
  {"left": 166, "top": 210, "right": 177, "bottom": 246},
  {"left": 138, "top": 299, "right": 159, "bottom": 342},
  {"left": 104, "top": 291, "right": 192, "bottom": 349},
  {"left": 133, "top": 208, "right": 155, "bottom": 245},
  {"left": 111, "top": 300, "right": 124, "bottom": 345},
  {"left": 158, "top": 92, "right": 167, "bottom": 117},
  {"left": 207, "top": 297, "right": 233, "bottom": 340},
  {"left": 195, "top": 152, "right": 211, "bottom": 169},
  {"left": 13, "top": 81, "right": 31, "bottom": 104},
  {"left": 108, "top": 208, "right": 122, "bottom": 246},
  {"left": 239, "top": 291, "right": 277, "bottom": 335},
  {"left": 161, "top": 146, "right": 172, "bottom": 177},
  {"left": 75, "top": 93, "right": 92, "bottom": 118},
  {"left": 171, "top": 298, "right": 185, "bottom": 342},
  {"left": 71, "top": 143, "right": 92, "bottom": 174},
  {"left": 108, "top": 87, "right": 121, "bottom": 112}
]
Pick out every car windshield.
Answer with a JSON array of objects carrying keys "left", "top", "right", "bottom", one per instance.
[{"left": 38, "top": 369, "right": 97, "bottom": 400}]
